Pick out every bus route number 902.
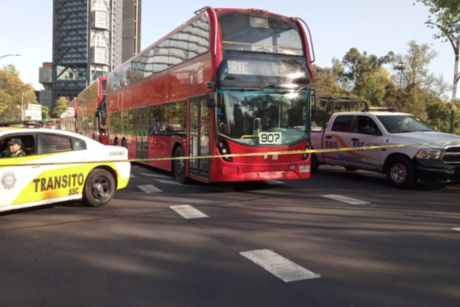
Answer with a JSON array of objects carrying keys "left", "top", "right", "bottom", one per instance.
[{"left": 260, "top": 132, "right": 282, "bottom": 145}]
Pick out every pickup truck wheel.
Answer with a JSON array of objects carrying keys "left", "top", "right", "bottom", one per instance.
[
  {"left": 83, "top": 169, "right": 116, "bottom": 207},
  {"left": 311, "top": 154, "right": 319, "bottom": 174},
  {"left": 344, "top": 167, "right": 358, "bottom": 172},
  {"left": 386, "top": 157, "right": 417, "bottom": 189}
]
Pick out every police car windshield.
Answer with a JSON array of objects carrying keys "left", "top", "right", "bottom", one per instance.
[{"left": 377, "top": 115, "right": 434, "bottom": 133}]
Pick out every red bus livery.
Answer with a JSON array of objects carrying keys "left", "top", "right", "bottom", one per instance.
[
  {"left": 107, "top": 7, "right": 315, "bottom": 183},
  {"left": 76, "top": 77, "right": 108, "bottom": 144}
]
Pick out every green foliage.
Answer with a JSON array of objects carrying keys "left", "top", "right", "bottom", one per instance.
[
  {"left": 41, "top": 106, "right": 50, "bottom": 120},
  {"left": 416, "top": 0, "right": 460, "bottom": 39},
  {"left": 53, "top": 97, "right": 69, "bottom": 118},
  {"left": 426, "top": 101, "right": 460, "bottom": 134},
  {"left": 0, "top": 64, "right": 37, "bottom": 121}
]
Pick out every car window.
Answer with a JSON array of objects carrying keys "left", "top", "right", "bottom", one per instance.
[
  {"left": 42, "top": 134, "right": 73, "bottom": 153},
  {"left": 355, "top": 116, "right": 380, "bottom": 134},
  {"left": 331, "top": 115, "right": 353, "bottom": 132},
  {"left": 0, "top": 134, "right": 36, "bottom": 158}
]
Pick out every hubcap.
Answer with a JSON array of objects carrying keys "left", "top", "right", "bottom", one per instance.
[
  {"left": 390, "top": 163, "right": 407, "bottom": 184},
  {"left": 175, "top": 153, "right": 185, "bottom": 176},
  {"left": 91, "top": 177, "right": 110, "bottom": 200}
]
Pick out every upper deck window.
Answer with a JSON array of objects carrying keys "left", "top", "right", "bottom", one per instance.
[{"left": 218, "top": 12, "right": 304, "bottom": 56}]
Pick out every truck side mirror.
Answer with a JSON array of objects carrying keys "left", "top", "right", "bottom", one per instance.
[
  {"left": 206, "top": 92, "right": 217, "bottom": 108},
  {"left": 362, "top": 127, "right": 377, "bottom": 135}
]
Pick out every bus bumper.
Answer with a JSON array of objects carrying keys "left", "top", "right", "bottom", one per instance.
[{"left": 211, "top": 163, "right": 311, "bottom": 182}]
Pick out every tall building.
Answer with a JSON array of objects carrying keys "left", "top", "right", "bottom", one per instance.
[{"left": 50, "top": 0, "right": 141, "bottom": 110}]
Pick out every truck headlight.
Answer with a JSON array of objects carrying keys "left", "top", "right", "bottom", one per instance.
[{"left": 416, "top": 149, "right": 441, "bottom": 160}]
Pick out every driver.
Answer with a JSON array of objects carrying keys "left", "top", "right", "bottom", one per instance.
[{"left": 2, "top": 138, "right": 26, "bottom": 157}]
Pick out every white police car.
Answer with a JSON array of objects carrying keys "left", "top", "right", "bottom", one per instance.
[{"left": 0, "top": 121, "right": 131, "bottom": 213}]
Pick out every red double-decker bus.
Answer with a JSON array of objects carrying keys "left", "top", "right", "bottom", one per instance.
[
  {"left": 76, "top": 77, "right": 108, "bottom": 144},
  {"left": 107, "top": 7, "right": 315, "bottom": 183}
]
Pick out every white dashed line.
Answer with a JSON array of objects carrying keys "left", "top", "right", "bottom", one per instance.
[
  {"left": 155, "top": 179, "right": 181, "bottom": 186},
  {"left": 452, "top": 227, "right": 460, "bottom": 232},
  {"left": 240, "top": 249, "right": 320, "bottom": 283},
  {"left": 137, "top": 185, "right": 163, "bottom": 194},
  {"left": 140, "top": 172, "right": 170, "bottom": 179},
  {"left": 322, "top": 194, "right": 370, "bottom": 205},
  {"left": 170, "top": 205, "right": 209, "bottom": 219}
]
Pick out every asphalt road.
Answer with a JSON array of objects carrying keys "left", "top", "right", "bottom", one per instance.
[{"left": 1, "top": 164, "right": 459, "bottom": 307}]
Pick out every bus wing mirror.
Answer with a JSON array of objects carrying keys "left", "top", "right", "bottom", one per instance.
[
  {"left": 312, "top": 105, "right": 317, "bottom": 116},
  {"left": 206, "top": 92, "right": 217, "bottom": 108}
]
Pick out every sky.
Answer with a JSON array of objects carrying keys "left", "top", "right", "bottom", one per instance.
[{"left": 0, "top": 0, "right": 457, "bottom": 99}]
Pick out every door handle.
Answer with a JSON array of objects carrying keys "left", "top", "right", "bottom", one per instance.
[
  {"left": 325, "top": 135, "right": 332, "bottom": 139},
  {"left": 352, "top": 138, "right": 359, "bottom": 141},
  {"left": 32, "top": 165, "right": 40, "bottom": 169}
]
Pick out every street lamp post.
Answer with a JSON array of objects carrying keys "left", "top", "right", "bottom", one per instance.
[{"left": 0, "top": 54, "right": 20, "bottom": 60}]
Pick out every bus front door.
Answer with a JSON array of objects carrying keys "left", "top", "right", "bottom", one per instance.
[
  {"left": 135, "top": 106, "right": 148, "bottom": 161},
  {"left": 189, "top": 96, "right": 210, "bottom": 181}
]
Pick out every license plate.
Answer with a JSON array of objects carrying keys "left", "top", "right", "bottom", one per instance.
[{"left": 300, "top": 165, "right": 310, "bottom": 173}]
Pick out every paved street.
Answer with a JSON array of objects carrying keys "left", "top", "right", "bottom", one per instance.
[{"left": 1, "top": 164, "right": 460, "bottom": 307}]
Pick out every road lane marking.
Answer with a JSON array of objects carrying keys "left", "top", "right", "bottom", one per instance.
[
  {"left": 140, "top": 172, "right": 170, "bottom": 179},
  {"left": 130, "top": 174, "right": 136, "bottom": 178},
  {"left": 137, "top": 185, "right": 163, "bottom": 193},
  {"left": 240, "top": 249, "right": 320, "bottom": 283},
  {"left": 452, "top": 227, "right": 460, "bottom": 232},
  {"left": 155, "top": 179, "right": 181, "bottom": 186},
  {"left": 170, "top": 205, "right": 208, "bottom": 219},
  {"left": 322, "top": 194, "right": 370, "bottom": 205}
]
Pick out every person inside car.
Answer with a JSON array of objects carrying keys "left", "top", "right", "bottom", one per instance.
[{"left": 2, "top": 138, "right": 26, "bottom": 157}]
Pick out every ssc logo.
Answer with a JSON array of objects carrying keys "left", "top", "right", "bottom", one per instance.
[{"left": 1, "top": 172, "right": 17, "bottom": 190}]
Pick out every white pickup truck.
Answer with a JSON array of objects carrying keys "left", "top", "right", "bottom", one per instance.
[{"left": 310, "top": 98, "right": 460, "bottom": 188}]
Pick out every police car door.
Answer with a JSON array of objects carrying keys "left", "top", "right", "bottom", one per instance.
[
  {"left": 322, "top": 115, "right": 354, "bottom": 166},
  {"left": 0, "top": 133, "right": 39, "bottom": 208},
  {"left": 346, "top": 115, "right": 384, "bottom": 170}
]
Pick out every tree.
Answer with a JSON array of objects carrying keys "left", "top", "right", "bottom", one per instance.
[
  {"left": 42, "top": 106, "right": 50, "bottom": 120},
  {"left": 0, "top": 64, "right": 37, "bottom": 121},
  {"left": 312, "top": 58, "right": 344, "bottom": 96},
  {"left": 417, "top": 0, "right": 460, "bottom": 133},
  {"left": 53, "top": 96, "right": 69, "bottom": 118},
  {"left": 340, "top": 48, "right": 394, "bottom": 106},
  {"left": 426, "top": 101, "right": 460, "bottom": 134}
]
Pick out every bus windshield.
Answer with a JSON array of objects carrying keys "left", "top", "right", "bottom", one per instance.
[
  {"left": 217, "top": 88, "right": 310, "bottom": 146},
  {"left": 218, "top": 12, "right": 304, "bottom": 56}
]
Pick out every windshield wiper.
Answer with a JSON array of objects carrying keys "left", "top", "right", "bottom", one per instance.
[
  {"left": 258, "top": 82, "right": 275, "bottom": 91},
  {"left": 296, "top": 85, "right": 311, "bottom": 92}
]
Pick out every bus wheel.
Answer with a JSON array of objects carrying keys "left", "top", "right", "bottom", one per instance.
[
  {"left": 173, "top": 146, "right": 188, "bottom": 184},
  {"left": 122, "top": 139, "right": 127, "bottom": 148},
  {"left": 311, "top": 153, "right": 319, "bottom": 174},
  {"left": 83, "top": 169, "right": 116, "bottom": 207},
  {"left": 114, "top": 138, "right": 119, "bottom": 146}
]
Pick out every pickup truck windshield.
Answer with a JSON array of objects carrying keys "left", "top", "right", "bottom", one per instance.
[
  {"left": 217, "top": 89, "right": 309, "bottom": 146},
  {"left": 377, "top": 115, "right": 434, "bottom": 133}
]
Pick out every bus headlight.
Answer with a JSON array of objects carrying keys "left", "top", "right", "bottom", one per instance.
[
  {"left": 302, "top": 141, "right": 311, "bottom": 160},
  {"left": 216, "top": 137, "right": 233, "bottom": 162},
  {"left": 416, "top": 149, "right": 441, "bottom": 160}
]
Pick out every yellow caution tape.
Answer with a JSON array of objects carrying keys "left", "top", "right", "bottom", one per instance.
[{"left": 1, "top": 140, "right": 460, "bottom": 168}]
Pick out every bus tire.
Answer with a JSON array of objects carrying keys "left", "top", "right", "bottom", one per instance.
[
  {"left": 122, "top": 139, "right": 127, "bottom": 148},
  {"left": 83, "top": 169, "right": 116, "bottom": 207},
  {"left": 386, "top": 156, "right": 417, "bottom": 189},
  {"left": 173, "top": 146, "right": 188, "bottom": 184},
  {"left": 114, "top": 138, "right": 119, "bottom": 146},
  {"left": 311, "top": 153, "right": 319, "bottom": 174}
]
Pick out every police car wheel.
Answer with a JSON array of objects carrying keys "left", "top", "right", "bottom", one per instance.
[
  {"left": 173, "top": 146, "right": 188, "bottom": 184},
  {"left": 83, "top": 169, "right": 116, "bottom": 207},
  {"left": 386, "top": 157, "right": 417, "bottom": 189}
]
